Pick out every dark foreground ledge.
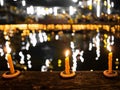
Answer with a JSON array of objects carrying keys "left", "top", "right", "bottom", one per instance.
[{"left": 0, "top": 71, "right": 120, "bottom": 90}]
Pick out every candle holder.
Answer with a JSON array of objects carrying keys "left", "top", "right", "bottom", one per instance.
[
  {"left": 2, "top": 70, "right": 21, "bottom": 79},
  {"left": 2, "top": 41, "right": 21, "bottom": 78},
  {"left": 103, "top": 46, "right": 118, "bottom": 78},
  {"left": 60, "top": 50, "right": 76, "bottom": 78},
  {"left": 103, "top": 70, "right": 118, "bottom": 78},
  {"left": 60, "top": 70, "right": 76, "bottom": 78},
  {"left": 2, "top": 53, "right": 21, "bottom": 79}
]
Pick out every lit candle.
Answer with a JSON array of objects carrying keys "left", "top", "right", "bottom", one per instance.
[
  {"left": 65, "top": 50, "right": 70, "bottom": 74},
  {"left": 108, "top": 46, "right": 113, "bottom": 74},
  {"left": 6, "top": 41, "right": 15, "bottom": 74}
]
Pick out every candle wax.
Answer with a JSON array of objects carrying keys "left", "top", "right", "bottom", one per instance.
[
  {"left": 65, "top": 56, "right": 70, "bottom": 74},
  {"left": 7, "top": 53, "right": 15, "bottom": 74},
  {"left": 108, "top": 52, "right": 112, "bottom": 73}
]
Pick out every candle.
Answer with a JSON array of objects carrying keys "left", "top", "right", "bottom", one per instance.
[
  {"left": 108, "top": 51, "right": 112, "bottom": 73},
  {"left": 65, "top": 50, "right": 70, "bottom": 74},
  {"left": 107, "top": 45, "right": 113, "bottom": 74},
  {"left": 5, "top": 41, "right": 15, "bottom": 74},
  {"left": 6, "top": 53, "right": 15, "bottom": 74}
]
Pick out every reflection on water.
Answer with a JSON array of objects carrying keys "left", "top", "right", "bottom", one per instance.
[{"left": 0, "top": 29, "right": 120, "bottom": 71}]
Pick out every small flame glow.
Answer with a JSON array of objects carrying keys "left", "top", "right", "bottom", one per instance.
[
  {"left": 107, "top": 45, "right": 112, "bottom": 52},
  {"left": 65, "top": 50, "right": 69, "bottom": 57},
  {"left": 5, "top": 41, "right": 11, "bottom": 53}
]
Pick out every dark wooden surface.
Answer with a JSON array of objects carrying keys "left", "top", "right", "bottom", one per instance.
[{"left": 0, "top": 71, "right": 120, "bottom": 90}]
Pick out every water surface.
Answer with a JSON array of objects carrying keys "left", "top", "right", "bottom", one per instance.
[{"left": 0, "top": 29, "right": 120, "bottom": 72}]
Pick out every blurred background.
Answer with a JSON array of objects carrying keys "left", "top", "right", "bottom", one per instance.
[
  {"left": 0, "top": 0, "right": 120, "bottom": 72},
  {"left": 0, "top": 0, "right": 120, "bottom": 24}
]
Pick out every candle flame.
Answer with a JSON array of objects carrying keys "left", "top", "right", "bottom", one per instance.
[
  {"left": 107, "top": 45, "right": 112, "bottom": 52},
  {"left": 5, "top": 41, "right": 11, "bottom": 53},
  {"left": 65, "top": 50, "right": 69, "bottom": 57}
]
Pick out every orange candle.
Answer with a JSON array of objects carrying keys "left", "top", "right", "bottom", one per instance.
[
  {"left": 108, "top": 51, "right": 113, "bottom": 73},
  {"left": 6, "top": 53, "right": 15, "bottom": 74},
  {"left": 65, "top": 50, "right": 70, "bottom": 74}
]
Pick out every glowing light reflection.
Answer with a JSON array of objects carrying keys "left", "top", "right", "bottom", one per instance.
[
  {"left": 72, "top": 0, "right": 78, "bottom": 3},
  {"left": 107, "top": 0, "right": 111, "bottom": 14},
  {"left": 19, "top": 51, "right": 25, "bottom": 64},
  {"left": 89, "top": 42, "right": 92, "bottom": 51},
  {"left": 28, "top": 60, "right": 32, "bottom": 68},
  {"left": 22, "top": 0, "right": 26, "bottom": 6},
  {"left": 0, "top": 48, "right": 4, "bottom": 56},
  {"left": 55, "top": 35, "right": 59, "bottom": 40},
  {"left": 92, "top": 32, "right": 100, "bottom": 60},
  {"left": 43, "top": 32, "right": 48, "bottom": 42},
  {"left": 0, "top": 0, "right": 4, "bottom": 6},
  {"left": 27, "top": 6, "right": 34, "bottom": 15},
  {"left": 27, "top": 54, "right": 31, "bottom": 60},
  {"left": 38, "top": 31, "right": 44, "bottom": 43},
  {"left": 26, "top": 41, "right": 30, "bottom": 50},
  {"left": 96, "top": 0, "right": 101, "bottom": 17},
  {"left": 29, "top": 32, "right": 37, "bottom": 47}
]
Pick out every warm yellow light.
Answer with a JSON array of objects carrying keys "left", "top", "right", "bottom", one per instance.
[
  {"left": 107, "top": 45, "right": 112, "bottom": 52},
  {"left": 47, "top": 36, "right": 51, "bottom": 41},
  {"left": 88, "top": 5, "right": 92, "bottom": 10},
  {"left": 58, "top": 59, "right": 62, "bottom": 67},
  {"left": 104, "top": 1, "right": 107, "bottom": 6},
  {"left": 104, "top": 34, "right": 108, "bottom": 38},
  {"left": 5, "top": 41, "right": 11, "bottom": 54},
  {"left": 116, "top": 58, "right": 119, "bottom": 62},
  {"left": 116, "top": 66, "right": 118, "bottom": 69},
  {"left": 65, "top": 50, "right": 69, "bottom": 57}
]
